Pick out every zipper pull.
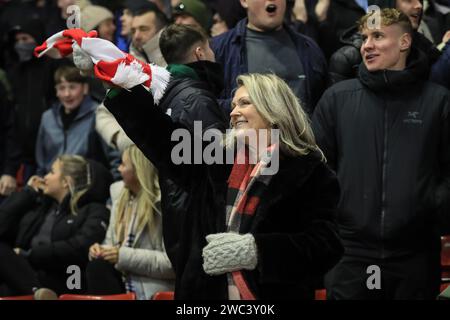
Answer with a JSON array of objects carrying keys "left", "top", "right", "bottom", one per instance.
[{"left": 383, "top": 70, "right": 389, "bottom": 84}]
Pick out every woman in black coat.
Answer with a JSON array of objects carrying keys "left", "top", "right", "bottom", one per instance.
[
  {"left": 0, "top": 155, "right": 111, "bottom": 297},
  {"left": 104, "top": 73, "right": 344, "bottom": 300}
]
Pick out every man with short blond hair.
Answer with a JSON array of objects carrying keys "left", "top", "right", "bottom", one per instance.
[{"left": 313, "top": 8, "right": 450, "bottom": 300}]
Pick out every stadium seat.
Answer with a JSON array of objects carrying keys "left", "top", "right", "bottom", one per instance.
[
  {"left": 314, "top": 289, "right": 326, "bottom": 300},
  {"left": 58, "top": 292, "right": 136, "bottom": 300},
  {"left": 151, "top": 291, "right": 174, "bottom": 300},
  {"left": 441, "top": 236, "right": 450, "bottom": 282},
  {"left": 0, "top": 295, "right": 34, "bottom": 300}
]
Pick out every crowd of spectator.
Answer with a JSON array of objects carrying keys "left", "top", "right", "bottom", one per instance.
[{"left": 0, "top": 0, "right": 449, "bottom": 300}]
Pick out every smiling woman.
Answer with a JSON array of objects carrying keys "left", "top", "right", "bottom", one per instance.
[
  {"left": 227, "top": 74, "right": 321, "bottom": 160},
  {"left": 103, "top": 72, "right": 344, "bottom": 299}
]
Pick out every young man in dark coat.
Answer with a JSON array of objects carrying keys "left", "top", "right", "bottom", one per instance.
[
  {"left": 328, "top": 0, "right": 445, "bottom": 87},
  {"left": 313, "top": 8, "right": 450, "bottom": 299},
  {"left": 156, "top": 24, "right": 228, "bottom": 268}
]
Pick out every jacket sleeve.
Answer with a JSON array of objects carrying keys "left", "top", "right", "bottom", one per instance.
[
  {"left": 430, "top": 42, "right": 450, "bottom": 90},
  {"left": 103, "top": 85, "right": 207, "bottom": 190},
  {"left": 1, "top": 96, "right": 21, "bottom": 177},
  {"left": 328, "top": 45, "right": 361, "bottom": 87},
  {"left": 28, "top": 203, "right": 109, "bottom": 269},
  {"left": 211, "top": 32, "right": 236, "bottom": 107},
  {"left": 103, "top": 181, "right": 124, "bottom": 246},
  {"left": 305, "top": 36, "right": 328, "bottom": 113},
  {"left": 99, "top": 136, "right": 122, "bottom": 181},
  {"left": 102, "top": 204, "right": 116, "bottom": 248},
  {"left": 0, "top": 188, "right": 38, "bottom": 243},
  {"left": 95, "top": 102, "right": 134, "bottom": 152},
  {"left": 35, "top": 116, "right": 47, "bottom": 176},
  {"left": 116, "top": 246, "right": 175, "bottom": 280},
  {"left": 87, "top": 114, "right": 122, "bottom": 181},
  {"left": 253, "top": 163, "right": 343, "bottom": 285},
  {"left": 311, "top": 89, "right": 338, "bottom": 170},
  {"left": 436, "top": 91, "right": 450, "bottom": 234}
]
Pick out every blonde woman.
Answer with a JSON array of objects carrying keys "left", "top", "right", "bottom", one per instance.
[
  {"left": 0, "top": 155, "right": 111, "bottom": 298},
  {"left": 86, "top": 145, "right": 174, "bottom": 300},
  {"left": 103, "top": 73, "right": 343, "bottom": 300}
]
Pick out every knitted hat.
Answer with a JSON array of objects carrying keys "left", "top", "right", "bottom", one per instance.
[
  {"left": 81, "top": 5, "right": 114, "bottom": 32},
  {"left": 172, "top": 0, "right": 212, "bottom": 32},
  {"left": 77, "top": 0, "right": 92, "bottom": 10}
]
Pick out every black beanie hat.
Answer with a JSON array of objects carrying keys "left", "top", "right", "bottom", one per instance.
[{"left": 8, "top": 17, "right": 45, "bottom": 44}]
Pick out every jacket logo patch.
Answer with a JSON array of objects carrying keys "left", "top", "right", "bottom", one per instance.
[
  {"left": 67, "top": 219, "right": 74, "bottom": 224},
  {"left": 403, "top": 111, "right": 422, "bottom": 124}
]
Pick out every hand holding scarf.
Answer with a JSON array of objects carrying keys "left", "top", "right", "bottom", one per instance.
[{"left": 34, "top": 28, "right": 171, "bottom": 104}]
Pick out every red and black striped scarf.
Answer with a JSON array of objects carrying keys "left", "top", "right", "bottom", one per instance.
[{"left": 225, "top": 144, "right": 276, "bottom": 300}]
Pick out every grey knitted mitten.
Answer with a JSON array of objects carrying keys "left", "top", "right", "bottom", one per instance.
[
  {"left": 202, "top": 233, "right": 257, "bottom": 276},
  {"left": 72, "top": 42, "right": 94, "bottom": 71}
]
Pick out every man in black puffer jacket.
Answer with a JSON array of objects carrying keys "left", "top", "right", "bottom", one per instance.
[
  {"left": 328, "top": 0, "right": 443, "bottom": 86},
  {"left": 156, "top": 24, "right": 228, "bottom": 269},
  {"left": 313, "top": 8, "right": 450, "bottom": 299}
]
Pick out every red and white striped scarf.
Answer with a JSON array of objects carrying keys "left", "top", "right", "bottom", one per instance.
[{"left": 34, "top": 28, "right": 170, "bottom": 104}]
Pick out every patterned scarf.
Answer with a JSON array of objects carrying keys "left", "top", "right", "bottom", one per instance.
[
  {"left": 116, "top": 197, "right": 138, "bottom": 294},
  {"left": 225, "top": 144, "right": 276, "bottom": 300}
]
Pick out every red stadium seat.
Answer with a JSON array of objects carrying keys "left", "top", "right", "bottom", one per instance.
[
  {"left": 0, "top": 295, "right": 34, "bottom": 300},
  {"left": 151, "top": 291, "right": 174, "bottom": 300},
  {"left": 314, "top": 289, "right": 326, "bottom": 300},
  {"left": 441, "top": 236, "right": 450, "bottom": 282},
  {"left": 58, "top": 292, "right": 136, "bottom": 300}
]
